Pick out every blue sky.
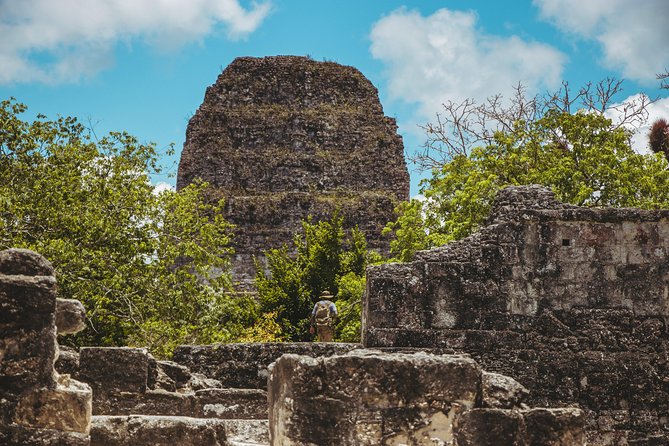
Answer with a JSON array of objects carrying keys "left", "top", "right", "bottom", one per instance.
[{"left": 1, "top": 0, "right": 668, "bottom": 196}]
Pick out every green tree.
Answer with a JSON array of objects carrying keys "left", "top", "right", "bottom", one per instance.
[
  {"left": 387, "top": 85, "right": 669, "bottom": 261},
  {"left": 0, "top": 98, "right": 254, "bottom": 357},
  {"left": 334, "top": 272, "right": 367, "bottom": 343},
  {"left": 255, "top": 213, "right": 376, "bottom": 342}
]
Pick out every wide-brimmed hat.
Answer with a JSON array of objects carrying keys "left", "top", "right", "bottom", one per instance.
[{"left": 319, "top": 290, "right": 333, "bottom": 298}]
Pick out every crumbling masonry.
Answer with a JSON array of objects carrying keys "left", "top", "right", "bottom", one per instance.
[{"left": 364, "top": 185, "right": 669, "bottom": 445}]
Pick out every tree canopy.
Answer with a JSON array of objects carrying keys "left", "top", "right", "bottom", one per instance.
[
  {"left": 255, "top": 213, "right": 379, "bottom": 342},
  {"left": 0, "top": 98, "right": 257, "bottom": 357},
  {"left": 385, "top": 82, "right": 669, "bottom": 262}
]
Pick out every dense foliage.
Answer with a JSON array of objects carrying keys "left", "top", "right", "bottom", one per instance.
[
  {"left": 255, "top": 213, "right": 379, "bottom": 342},
  {"left": 386, "top": 108, "right": 669, "bottom": 262},
  {"left": 0, "top": 99, "right": 257, "bottom": 357}
]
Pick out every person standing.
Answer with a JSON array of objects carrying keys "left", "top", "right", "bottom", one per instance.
[{"left": 309, "top": 290, "right": 337, "bottom": 342}]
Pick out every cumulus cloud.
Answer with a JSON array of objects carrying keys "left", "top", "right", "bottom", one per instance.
[
  {"left": 534, "top": 0, "right": 669, "bottom": 83},
  {"left": 0, "top": 0, "right": 272, "bottom": 84},
  {"left": 370, "top": 8, "right": 566, "bottom": 122}
]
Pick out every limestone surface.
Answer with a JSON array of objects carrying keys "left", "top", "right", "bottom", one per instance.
[
  {"left": 177, "top": 55, "right": 409, "bottom": 285},
  {"left": 90, "top": 415, "right": 228, "bottom": 446},
  {"left": 268, "top": 349, "right": 584, "bottom": 445}
]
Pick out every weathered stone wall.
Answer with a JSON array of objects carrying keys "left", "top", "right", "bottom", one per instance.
[
  {"left": 0, "top": 249, "right": 92, "bottom": 446},
  {"left": 268, "top": 349, "right": 585, "bottom": 445},
  {"left": 177, "top": 55, "right": 409, "bottom": 286},
  {"left": 363, "top": 186, "right": 669, "bottom": 445}
]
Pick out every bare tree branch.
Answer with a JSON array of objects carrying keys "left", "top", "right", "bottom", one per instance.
[
  {"left": 411, "top": 78, "right": 652, "bottom": 172},
  {"left": 658, "top": 70, "right": 669, "bottom": 89}
]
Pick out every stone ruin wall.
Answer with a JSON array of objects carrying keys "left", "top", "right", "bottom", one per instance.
[
  {"left": 364, "top": 185, "right": 669, "bottom": 445},
  {"left": 2, "top": 246, "right": 583, "bottom": 445},
  {"left": 0, "top": 248, "right": 272, "bottom": 445},
  {"left": 0, "top": 249, "right": 91, "bottom": 446},
  {"left": 5, "top": 192, "right": 669, "bottom": 444},
  {"left": 176, "top": 56, "right": 409, "bottom": 286}
]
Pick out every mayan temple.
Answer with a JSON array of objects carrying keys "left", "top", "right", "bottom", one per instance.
[{"left": 176, "top": 55, "right": 410, "bottom": 287}]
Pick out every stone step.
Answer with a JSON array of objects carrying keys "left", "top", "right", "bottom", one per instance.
[
  {"left": 94, "top": 388, "right": 267, "bottom": 419},
  {"left": 0, "top": 425, "right": 89, "bottom": 446},
  {"left": 91, "top": 416, "right": 269, "bottom": 446}
]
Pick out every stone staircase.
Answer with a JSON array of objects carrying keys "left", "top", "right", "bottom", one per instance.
[
  {"left": 58, "top": 346, "right": 271, "bottom": 446},
  {"left": 89, "top": 416, "right": 268, "bottom": 446},
  {"left": 58, "top": 343, "right": 360, "bottom": 445}
]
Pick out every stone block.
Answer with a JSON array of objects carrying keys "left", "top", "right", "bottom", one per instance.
[
  {"left": 93, "top": 388, "right": 267, "bottom": 420},
  {"left": 14, "top": 375, "right": 92, "bottom": 434},
  {"left": 79, "top": 347, "right": 149, "bottom": 394},
  {"left": 90, "top": 415, "right": 228, "bottom": 446},
  {"left": 268, "top": 350, "right": 480, "bottom": 445},
  {"left": 56, "top": 346, "right": 80, "bottom": 378},
  {"left": 453, "top": 408, "right": 586, "bottom": 446},
  {"left": 222, "top": 419, "right": 269, "bottom": 445},
  {"left": 149, "top": 360, "right": 192, "bottom": 391},
  {"left": 193, "top": 388, "right": 268, "bottom": 420},
  {"left": 0, "top": 425, "right": 89, "bottom": 446},
  {"left": 56, "top": 298, "right": 87, "bottom": 335},
  {"left": 93, "top": 390, "right": 191, "bottom": 417},
  {"left": 0, "top": 248, "right": 55, "bottom": 276},
  {"left": 481, "top": 371, "right": 529, "bottom": 409}
]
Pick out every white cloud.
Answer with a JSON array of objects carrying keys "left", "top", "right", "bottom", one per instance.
[
  {"left": 605, "top": 95, "right": 669, "bottom": 154},
  {"left": 0, "top": 0, "right": 272, "bottom": 84},
  {"left": 153, "top": 182, "right": 175, "bottom": 195},
  {"left": 369, "top": 8, "right": 566, "bottom": 122},
  {"left": 534, "top": 0, "right": 669, "bottom": 83}
]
